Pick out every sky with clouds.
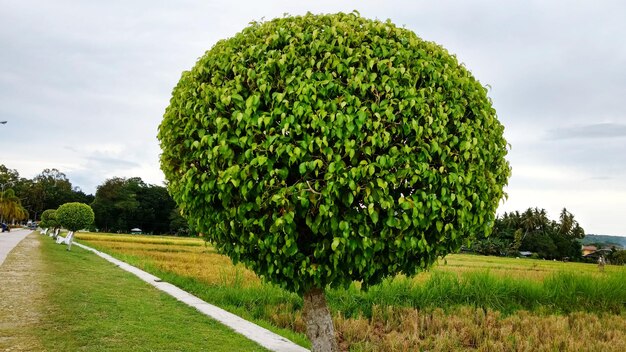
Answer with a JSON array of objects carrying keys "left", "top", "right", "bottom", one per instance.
[{"left": 1, "top": 0, "right": 625, "bottom": 236}]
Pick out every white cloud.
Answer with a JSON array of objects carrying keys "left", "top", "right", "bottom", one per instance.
[{"left": 500, "top": 187, "right": 626, "bottom": 236}]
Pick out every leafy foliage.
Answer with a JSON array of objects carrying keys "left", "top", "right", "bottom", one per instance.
[
  {"left": 0, "top": 164, "right": 20, "bottom": 187},
  {"left": 90, "top": 177, "right": 180, "bottom": 234},
  {"left": 0, "top": 188, "right": 28, "bottom": 223},
  {"left": 608, "top": 249, "right": 626, "bottom": 265},
  {"left": 169, "top": 209, "right": 196, "bottom": 236},
  {"left": 91, "top": 177, "right": 139, "bottom": 232},
  {"left": 159, "top": 12, "right": 510, "bottom": 293},
  {"left": 56, "top": 202, "right": 95, "bottom": 232},
  {"left": 473, "top": 208, "right": 585, "bottom": 260},
  {"left": 1, "top": 164, "right": 183, "bottom": 233},
  {"left": 0, "top": 165, "right": 93, "bottom": 221},
  {"left": 40, "top": 209, "right": 58, "bottom": 229},
  {"left": 30, "top": 169, "right": 81, "bottom": 215}
]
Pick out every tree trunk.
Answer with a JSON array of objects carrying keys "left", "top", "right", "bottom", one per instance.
[{"left": 302, "top": 287, "right": 339, "bottom": 352}]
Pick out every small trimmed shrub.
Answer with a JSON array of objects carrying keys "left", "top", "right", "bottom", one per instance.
[{"left": 56, "top": 202, "right": 95, "bottom": 232}]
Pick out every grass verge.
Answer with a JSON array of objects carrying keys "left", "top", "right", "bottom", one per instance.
[{"left": 5, "top": 233, "right": 270, "bottom": 351}]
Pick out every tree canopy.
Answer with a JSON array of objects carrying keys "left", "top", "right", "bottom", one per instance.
[
  {"left": 90, "top": 177, "right": 178, "bottom": 234},
  {"left": 158, "top": 12, "right": 510, "bottom": 294},
  {"left": 472, "top": 207, "right": 585, "bottom": 260},
  {"left": 40, "top": 209, "right": 59, "bottom": 229},
  {"left": 0, "top": 164, "right": 20, "bottom": 187},
  {"left": 56, "top": 202, "right": 95, "bottom": 232},
  {"left": 0, "top": 166, "right": 93, "bottom": 221},
  {"left": 0, "top": 188, "right": 28, "bottom": 223},
  {"left": 1, "top": 163, "right": 189, "bottom": 235}
]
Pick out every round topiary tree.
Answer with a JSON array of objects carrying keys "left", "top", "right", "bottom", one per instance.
[
  {"left": 40, "top": 208, "right": 58, "bottom": 231},
  {"left": 56, "top": 202, "right": 95, "bottom": 233},
  {"left": 158, "top": 12, "right": 510, "bottom": 351}
]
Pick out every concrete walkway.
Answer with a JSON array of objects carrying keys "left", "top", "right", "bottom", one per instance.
[
  {"left": 73, "top": 240, "right": 309, "bottom": 352},
  {"left": 0, "top": 228, "right": 31, "bottom": 266}
]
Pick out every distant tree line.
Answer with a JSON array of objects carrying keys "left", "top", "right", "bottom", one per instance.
[
  {"left": 1, "top": 165, "right": 92, "bottom": 222},
  {"left": 90, "top": 176, "right": 190, "bottom": 235},
  {"left": 605, "top": 249, "right": 626, "bottom": 265},
  {"left": 469, "top": 207, "right": 585, "bottom": 260},
  {"left": 0, "top": 164, "right": 191, "bottom": 235}
]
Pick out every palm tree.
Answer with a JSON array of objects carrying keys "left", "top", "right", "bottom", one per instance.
[
  {"left": 558, "top": 208, "right": 585, "bottom": 239},
  {"left": 0, "top": 188, "right": 28, "bottom": 224}
]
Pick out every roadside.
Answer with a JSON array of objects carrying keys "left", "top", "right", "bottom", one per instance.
[
  {"left": 0, "top": 232, "right": 271, "bottom": 351},
  {"left": 74, "top": 240, "right": 308, "bottom": 352},
  {"left": 0, "top": 230, "right": 44, "bottom": 351},
  {"left": 0, "top": 228, "right": 31, "bottom": 266}
]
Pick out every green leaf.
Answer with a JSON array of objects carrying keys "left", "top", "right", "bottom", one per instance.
[
  {"left": 371, "top": 209, "right": 379, "bottom": 224},
  {"left": 331, "top": 238, "right": 340, "bottom": 251}
]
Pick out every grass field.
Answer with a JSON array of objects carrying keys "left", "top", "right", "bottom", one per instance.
[
  {"left": 76, "top": 232, "right": 626, "bottom": 351},
  {"left": 0, "top": 233, "right": 269, "bottom": 351}
]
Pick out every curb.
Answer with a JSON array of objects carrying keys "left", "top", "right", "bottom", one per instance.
[{"left": 73, "top": 241, "right": 309, "bottom": 352}]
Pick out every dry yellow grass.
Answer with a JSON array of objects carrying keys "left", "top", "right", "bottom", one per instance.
[
  {"left": 78, "top": 232, "right": 617, "bottom": 285},
  {"left": 76, "top": 232, "right": 626, "bottom": 352},
  {"left": 76, "top": 232, "right": 261, "bottom": 288},
  {"left": 259, "top": 304, "right": 626, "bottom": 351},
  {"left": 77, "top": 233, "right": 203, "bottom": 246},
  {"left": 334, "top": 306, "right": 626, "bottom": 352}
]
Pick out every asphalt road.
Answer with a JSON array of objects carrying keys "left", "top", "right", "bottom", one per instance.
[{"left": 0, "top": 228, "right": 31, "bottom": 266}]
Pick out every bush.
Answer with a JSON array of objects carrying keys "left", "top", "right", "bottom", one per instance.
[
  {"left": 158, "top": 12, "right": 510, "bottom": 294},
  {"left": 40, "top": 209, "right": 58, "bottom": 229},
  {"left": 56, "top": 202, "right": 95, "bottom": 232}
]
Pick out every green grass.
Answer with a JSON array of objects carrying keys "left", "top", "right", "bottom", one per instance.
[
  {"left": 93, "top": 250, "right": 311, "bottom": 348},
  {"left": 34, "top": 235, "right": 270, "bottom": 351},
  {"left": 328, "top": 269, "right": 626, "bottom": 317}
]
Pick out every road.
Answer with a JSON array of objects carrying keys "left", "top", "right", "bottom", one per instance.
[{"left": 0, "top": 228, "right": 32, "bottom": 266}]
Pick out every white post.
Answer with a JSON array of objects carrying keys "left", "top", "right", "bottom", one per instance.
[{"left": 66, "top": 231, "right": 75, "bottom": 251}]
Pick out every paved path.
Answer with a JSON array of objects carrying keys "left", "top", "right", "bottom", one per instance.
[
  {"left": 73, "top": 241, "right": 309, "bottom": 352},
  {"left": 0, "top": 228, "right": 31, "bottom": 267}
]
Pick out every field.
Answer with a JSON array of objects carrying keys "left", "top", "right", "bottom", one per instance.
[{"left": 76, "top": 232, "right": 626, "bottom": 351}]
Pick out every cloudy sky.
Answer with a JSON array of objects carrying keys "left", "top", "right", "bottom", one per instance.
[{"left": 1, "top": 0, "right": 625, "bottom": 236}]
